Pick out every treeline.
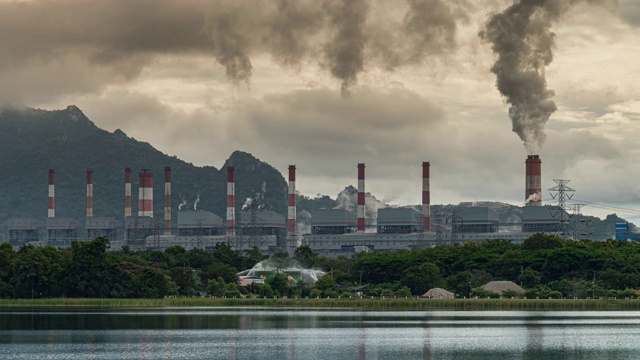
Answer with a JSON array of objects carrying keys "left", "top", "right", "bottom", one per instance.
[{"left": 1, "top": 233, "right": 640, "bottom": 299}]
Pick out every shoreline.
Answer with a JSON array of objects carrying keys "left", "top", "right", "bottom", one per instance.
[{"left": 1, "top": 298, "right": 640, "bottom": 311}]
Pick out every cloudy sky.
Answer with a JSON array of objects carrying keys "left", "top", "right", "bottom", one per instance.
[{"left": 1, "top": 0, "right": 640, "bottom": 222}]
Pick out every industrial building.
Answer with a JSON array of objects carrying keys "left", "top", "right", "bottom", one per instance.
[
  {"left": 451, "top": 207, "right": 499, "bottom": 233},
  {"left": 85, "top": 217, "right": 121, "bottom": 242},
  {"left": 521, "top": 206, "right": 564, "bottom": 233},
  {"left": 7, "top": 218, "right": 43, "bottom": 247},
  {"left": 2, "top": 154, "right": 586, "bottom": 256},
  {"left": 177, "top": 210, "right": 224, "bottom": 236},
  {"left": 311, "top": 209, "right": 357, "bottom": 235},
  {"left": 377, "top": 208, "right": 423, "bottom": 234},
  {"left": 46, "top": 217, "right": 81, "bottom": 247}
]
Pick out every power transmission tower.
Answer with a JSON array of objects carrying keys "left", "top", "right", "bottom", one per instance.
[
  {"left": 435, "top": 209, "right": 452, "bottom": 244},
  {"left": 414, "top": 212, "right": 426, "bottom": 250},
  {"left": 450, "top": 210, "right": 463, "bottom": 244},
  {"left": 549, "top": 179, "right": 575, "bottom": 239}
]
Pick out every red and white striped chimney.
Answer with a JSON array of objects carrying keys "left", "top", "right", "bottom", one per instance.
[
  {"left": 287, "top": 165, "right": 296, "bottom": 238},
  {"left": 48, "top": 169, "right": 55, "bottom": 218},
  {"left": 525, "top": 155, "right": 542, "bottom": 206},
  {"left": 357, "top": 163, "right": 365, "bottom": 233},
  {"left": 86, "top": 168, "right": 93, "bottom": 218},
  {"left": 422, "top": 162, "right": 430, "bottom": 232},
  {"left": 124, "top": 167, "right": 132, "bottom": 217},
  {"left": 138, "top": 169, "right": 153, "bottom": 217},
  {"left": 164, "top": 166, "right": 171, "bottom": 235},
  {"left": 226, "top": 166, "right": 235, "bottom": 236}
]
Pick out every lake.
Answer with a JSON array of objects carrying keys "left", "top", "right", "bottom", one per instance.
[{"left": 1, "top": 308, "right": 639, "bottom": 359}]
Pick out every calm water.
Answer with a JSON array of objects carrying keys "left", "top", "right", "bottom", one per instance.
[{"left": 1, "top": 308, "right": 639, "bottom": 359}]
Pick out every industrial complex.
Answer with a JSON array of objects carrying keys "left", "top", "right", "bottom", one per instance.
[{"left": 5, "top": 155, "right": 629, "bottom": 257}]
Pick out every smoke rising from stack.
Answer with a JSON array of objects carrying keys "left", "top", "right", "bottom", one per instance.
[{"left": 481, "top": 0, "right": 611, "bottom": 153}]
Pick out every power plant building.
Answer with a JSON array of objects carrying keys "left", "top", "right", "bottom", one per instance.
[
  {"left": 85, "top": 217, "right": 121, "bottom": 242},
  {"left": 8, "top": 218, "right": 43, "bottom": 247},
  {"left": 377, "top": 208, "right": 423, "bottom": 234},
  {"left": 46, "top": 217, "right": 81, "bottom": 247},
  {"left": 521, "top": 206, "right": 563, "bottom": 233},
  {"left": 452, "top": 207, "right": 499, "bottom": 233},
  {"left": 177, "top": 210, "right": 224, "bottom": 236},
  {"left": 311, "top": 209, "right": 357, "bottom": 235}
]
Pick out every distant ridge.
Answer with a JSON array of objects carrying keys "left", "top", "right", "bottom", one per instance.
[{"left": 0, "top": 106, "right": 287, "bottom": 238}]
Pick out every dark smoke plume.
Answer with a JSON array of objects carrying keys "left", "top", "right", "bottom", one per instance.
[
  {"left": 0, "top": 0, "right": 464, "bottom": 100},
  {"left": 323, "top": 0, "right": 368, "bottom": 97},
  {"left": 481, "top": 0, "right": 611, "bottom": 152}
]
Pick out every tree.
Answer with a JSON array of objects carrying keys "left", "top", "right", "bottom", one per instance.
[
  {"left": 294, "top": 246, "right": 318, "bottom": 268},
  {"left": 206, "top": 277, "right": 227, "bottom": 297},
  {"left": 522, "top": 233, "right": 564, "bottom": 250},
  {"left": 518, "top": 268, "right": 541, "bottom": 289},
  {"left": 64, "top": 237, "right": 119, "bottom": 298},
  {"left": 314, "top": 275, "right": 337, "bottom": 297},
  {"left": 188, "top": 248, "right": 214, "bottom": 269},
  {"left": 268, "top": 273, "right": 290, "bottom": 296},
  {"left": 11, "top": 245, "right": 64, "bottom": 298},
  {"left": 400, "top": 262, "right": 445, "bottom": 295},
  {"left": 170, "top": 266, "right": 196, "bottom": 296},
  {"left": 0, "top": 242, "right": 15, "bottom": 281},
  {"left": 201, "top": 262, "right": 238, "bottom": 285}
]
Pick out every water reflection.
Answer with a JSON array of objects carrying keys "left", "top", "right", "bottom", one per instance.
[{"left": 3, "top": 309, "right": 640, "bottom": 359}]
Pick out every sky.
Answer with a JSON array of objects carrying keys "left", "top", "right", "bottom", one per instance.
[{"left": 1, "top": 0, "right": 640, "bottom": 223}]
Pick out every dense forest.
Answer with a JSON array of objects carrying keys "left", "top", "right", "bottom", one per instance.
[{"left": 2, "top": 233, "right": 640, "bottom": 300}]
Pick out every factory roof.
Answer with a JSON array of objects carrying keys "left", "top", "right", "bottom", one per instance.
[
  {"left": 46, "top": 217, "right": 81, "bottom": 230},
  {"left": 452, "top": 207, "right": 499, "bottom": 223},
  {"left": 7, "top": 217, "right": 44, "bottom": 230},
  {"left": 239, "top": 210, "right": 285, "bottom": 227},
  {"left": 522, "top": 206, "right": 564, "bottom": 223},
  {"left": 124, "top": 216, "right": 155, "bottom": 228},
  {"left": 178, "top": 210, "right": 223, "bottom": 228},
  {"left": 311, "top": 209, "right": 357, "bottom": 226},
  {"left": 377, "top": 207, "right": 422, "bottom": 225},
  {"left": 85, "top": 217, "right": 121, "bottom": 229}
]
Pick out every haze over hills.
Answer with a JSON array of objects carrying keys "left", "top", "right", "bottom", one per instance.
[
  {"left": 0, "top": 106, "right": 288, "bottom": 235},
  {"left": 0, "top": 105, "right": 631, "bottom": 241}
]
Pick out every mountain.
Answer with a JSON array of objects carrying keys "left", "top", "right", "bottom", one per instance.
[{"left": 0, "top": 106, "right": 287, "bottom": 238}]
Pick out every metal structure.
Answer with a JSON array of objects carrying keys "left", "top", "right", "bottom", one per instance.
[
  {"left": 357, "top": 163, "right": 366, "bottom": 233},
  {"left": 422, "top": 162, "right": 431, "bottom": 231},
  {"left": 48, "top": 169, "right": 55, "bottom": 218},
  {"left": 549, "top": 179, "right": 575, "bottom": 239},
  {"left": 287, "top": 165, "right": 297, "bottom": 251},
  {"left": 124, "top": 167, "right": 132, "bottom": 218},
  {"left": 86, "top": 168, "right": 93, "bottom": 218},
  {"left": 138, "top": 169, "right": 153, "bottom": 217},
  {"left": 226, "top": 166, "right": 236, "bottom": 236},
  {"left": 164, "top": 166, "right": 171, "bottom": 235},
  {"left": 525, "top": 155, "right": 542, "bottom": 206}
]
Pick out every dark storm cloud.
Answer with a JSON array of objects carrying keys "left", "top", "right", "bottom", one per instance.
[
  {"left": 480, "top": 0, "right": 613, "bottom": 153},
  {"left": 0, "top": 0, "right": 464, "bottom": 103}
]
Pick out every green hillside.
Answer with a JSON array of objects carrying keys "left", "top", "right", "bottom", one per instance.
[{"left": 0, "top": 106, "right": 287, "bottom": 238}]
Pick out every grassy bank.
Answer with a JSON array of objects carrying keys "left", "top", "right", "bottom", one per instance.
[{"left": 2, "top": 298, "right": 640, "bottom": 311}]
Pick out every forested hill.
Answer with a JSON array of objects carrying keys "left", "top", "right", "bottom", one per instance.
[{"left": 0, "top": 106, "right": 287, "bottom": 234}]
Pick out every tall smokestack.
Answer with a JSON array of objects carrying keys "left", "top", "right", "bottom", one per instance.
[
  {"left": 226, "top": 166, "right": 235, "bottom": 236},
  {"left": 124, "top": 167, "right": 132, "bottom": 217},
  {"left": 357, "top": 163, "right": 365, "bottom": 233},
  {"left": 86, "top": 168, "right": 93, "bottom": 218},
  {"left": 288, "top": 165, "right": 296, "bottom": 240},
  {"left": 525, "top": 155, "right": 542, "bottom": 206},
  {"left": 422, "top": 162, "right": 430, "bottom": 232},
  {"left": 138, "top": 169, "right": 153, "bottom": 217},
  {"left": 164, "top": 166, "right": 171, "bottom": 235},
  {"left": 48, "top": 169, "right": 55, "bottom": 218}
]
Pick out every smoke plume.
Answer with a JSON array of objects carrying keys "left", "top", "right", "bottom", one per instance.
[
  {"left": 323, "top": 0, "right": 368, "bottom": 97},
  {"left": 0, "top": 0, "right": 463, "bottom": 101},
  {"left": 481, "top": 0, "right": 611, "bottom": 153}
]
